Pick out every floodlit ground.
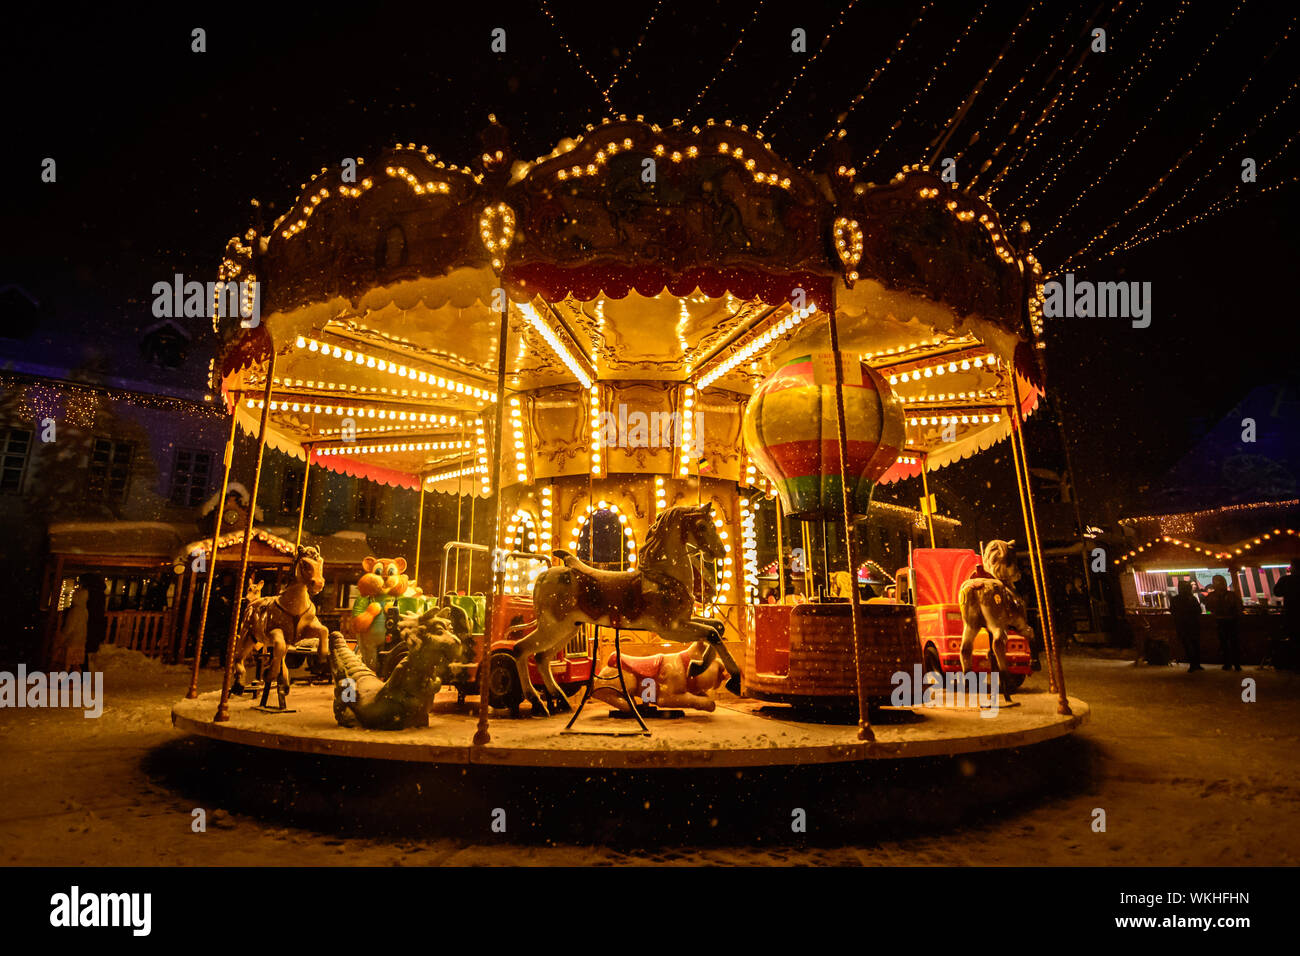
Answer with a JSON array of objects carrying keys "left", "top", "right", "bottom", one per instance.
[{"left": 1, "top": 649, "right": 1297, "bottom": 865}]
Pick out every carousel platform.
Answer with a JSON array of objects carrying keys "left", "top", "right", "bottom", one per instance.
[{"left": 172, "top": 684, "right": 1088, "bottom": 770}]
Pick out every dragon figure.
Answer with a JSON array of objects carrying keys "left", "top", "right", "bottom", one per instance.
[{"left": 329, "top": 607, "right": 468, "bottom": 730}]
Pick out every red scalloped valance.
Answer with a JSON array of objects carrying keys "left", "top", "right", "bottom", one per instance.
[{"left": 506, "top": 262, "right": 835, "bottom": 306}]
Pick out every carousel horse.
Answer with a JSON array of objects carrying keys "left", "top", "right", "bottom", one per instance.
[
  {"left": 509, "top": 503, "right": 741, "bottom": 716},
  {"left": 231, "top": 546, "right": 328, "bottom": 708},
  {"left": 957, "top": 539, "right": 1029, "bottom": 702}
]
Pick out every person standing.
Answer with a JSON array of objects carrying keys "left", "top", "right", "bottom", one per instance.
[
  {"left": 80, "top": 574, "right": 107, "bottom": 671},
  {"left": 1170, "top": 579, "right": 1203, "bottom": 672},
  {"left": 1203, "top": 574, "right": 1243, "bottom": 671},
  {"left": 55, "top": 588, "right": 89, "bottom": 672},
  {"left": 1272, "top": 560, "right": 1299, "bottom": 670}
]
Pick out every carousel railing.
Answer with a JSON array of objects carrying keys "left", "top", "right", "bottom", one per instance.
[{"left": 105, "top": 609, "right": 175, "bottom": 657}]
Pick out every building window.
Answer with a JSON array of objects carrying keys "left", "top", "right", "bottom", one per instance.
[
  {"left": 87, "top": 438, "right": 134, "bottom": 502},
  {"left": 1, "top": 428, "right": 32, "bottom": 494},
  {"left": 353, "top": 482, "right": 384, "bottom": 524},
  {"left": 281, "top": 467, "right": 305, "bottom": 515},
  {"left": 170, "top": 448, "right": 212, "bottom": 507}
]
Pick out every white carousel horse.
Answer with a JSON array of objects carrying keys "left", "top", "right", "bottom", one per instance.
[{"left": 508, "top": 503, "right": 737, "bottom": 716}]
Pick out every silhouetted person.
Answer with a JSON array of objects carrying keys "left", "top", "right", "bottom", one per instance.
[
  {"left": 1170, "top": 579, "right": 1203, "bottom": 672},
  {"left": 1272, "top": 559, "right": 1299, "bottom": 669},
  {"left": 201, "top": 573, "right": 235, "bottom": 668},
  {"left": 1203, "top": 574, "right": 1243, "bottom": 671},
  {"left": 79, "top": 573, "right": 107, "bottom": 670}
]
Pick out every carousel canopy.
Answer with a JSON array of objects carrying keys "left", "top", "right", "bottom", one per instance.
[{"left": 215, "top": 117, "right": 1045, "bottom": 495}]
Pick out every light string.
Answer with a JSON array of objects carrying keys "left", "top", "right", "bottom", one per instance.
[{"left": 758, "top": 0, "right": 861, "bottom": 137}]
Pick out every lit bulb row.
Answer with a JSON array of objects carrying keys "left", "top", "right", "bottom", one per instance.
[
  {"left": 833, "top": 217, "right": 864, "bottom": 281},
  {"left": 244, "top": 398, "right": 456, "bottom": 424},
  {"left": 503, "top": 509, "right": 540, "bottom": 595},
  {"left": 740, "top": 498, "right": 758, "bottom": 604},
  {"left": 712, "top": 512, "right": 732, "bottom": 602},
  {"left": 281, "top": 187, "right": 335, "bottom": 238},
  {"left": 385, "top": 165, "right": 450, "bottom": 197},
  {"left": 475, "top": 419, "right": 490, "bottom": 495},
  {"left": 696, "top": 304, "right": 814, "bottom": 390},
  {"left": 479, "top": 202, "right": 515, "bottom": 271},
  {"left": 909, "top": 412, "right": 1002, "bottom": 427},
  {"left": 510, "top": 397, "right": 529, "bottom": 485},
  {"left": 518, "top": 303, "right": 593, "bottom": 389},
  {"left": 294, "top": 336, "right": 496, "bottom": 403},
  {"left": 553, "top": 136, "right": 793, "bottom": 191},
  {"left": 1117, "top": 529, "right": 1296, "bottom": 565},
  {"left": 888, "top": 353, "right": 999, "bottom": 385},
  {"left": 425, "top": 465, "right": 478, "bottom": 483},
  {"left": 539, "top": 486, "right": 554, "bottom": 552},
  {"left": 677, "top": 387, "right": 695, "bottom": 476},
  {"left": 902, "top": 389, "right": 997, "bottom": 404},
  {"left": 589, "top": 384, "right": 603, "bottom": 476},
  {"left": 316, "top": 441, "right": 468, "bottom": 457},
  {"left": 654, "top": 476, "right": 667, "bottom": 514}
]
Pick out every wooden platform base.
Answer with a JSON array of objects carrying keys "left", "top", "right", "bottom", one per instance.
[{"left": 172, "top": 683, "right": 1087, "bottom": 769}]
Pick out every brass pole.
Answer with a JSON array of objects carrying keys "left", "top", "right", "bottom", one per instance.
[
  {"left": 293, "top": 446, "right": 311, "bottom": 550},
  {"left": 473, "top": 294, "right": 511, "bottom": 747},
  {"left": 1010, "top": 377, "right": 1071, "bottom": 715},
  {"left": 186, "top": 410, "right": 239, "bottom": 699},
  {"left": 800, "top": 521, "right": 815, "bottom": 597},
  {"left": 1006, "top": 406, "right": 1053, "bottom": 692},
  {"left": 454, "top": 423, "right": 465, "bottom": 592},
  {"left": 775, "top": 496, "right": 786, "bottom": 603},
  {"left": 414, "top": 481, "right": 426, "bottom": 585},
  {"left": 467, "top": 490, "right": 477, "bottom": 594},
  {"left": 919, "top": 452, "right": 937, "bottom": 548},
  {"left": 827, "top": 298, "right": 873, "bottom": 743},
  {"left": 215, "top": 350, "right": 276, "bottom": 722}
]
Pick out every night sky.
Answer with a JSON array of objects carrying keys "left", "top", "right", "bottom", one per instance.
[{"left": 4, "top": 1, "right": 1296, "bottom": 532}]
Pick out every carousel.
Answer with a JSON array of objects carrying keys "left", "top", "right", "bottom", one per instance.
[{"left": 172, "top": 116, "right": 1087, "bottom": 768}]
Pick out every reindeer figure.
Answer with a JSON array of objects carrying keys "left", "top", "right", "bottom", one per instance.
[
  {"left": 231, "top": 546, "right": 328, "bottom": 708},
  {"left": 957, "top": 539, "right": 1031, "bottom": 702}
]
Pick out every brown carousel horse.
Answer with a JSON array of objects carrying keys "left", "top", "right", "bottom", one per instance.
[
  {"left": 509, "top": 503, "right": 741, "bottom": 716},
  {"left": 231, "top": 546, "right": 328, "bottom": 708},
  {"left": 958, "top": 539, "right": 1029, "bottom": 702}
]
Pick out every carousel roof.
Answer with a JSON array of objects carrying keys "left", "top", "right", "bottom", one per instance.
[{"left": 215, "top": 117, "right": 1045, "bottom": 494}]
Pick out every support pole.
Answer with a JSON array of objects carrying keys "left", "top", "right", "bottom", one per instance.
[
  {"left": 919, "top": 452, "right": 937, "bottom": 548},
  {"left": 414, "top": 481, "right": 426, "bottom": 585},
  {"left": 1010, "top": 376, "right": 1071, "bottom": 714},
  {"left": 775, "top": 496, "right": 786, "bottom": 603},
  {"left": 293, "top": 446, "right": 311, "bottom": 550},
  {"left": 187, "top": 410, "right": 239, "bottom": 699},
  {"left": 473, "top": 295, "right": 511, "bottom": 747},
  {"left": 467, "top": 491, "right": 477, "bottom": 593},
  {"left": 454, "top": 423, "right": 465, "bottom": 592},
  {"left": 827, "top": 298, "right": 873, "bottom": 743},
  {"left": 215, "top": 350, "right": 276, "bottom": 722},
  {"left": 800, "top": 521, "right": 815, "bottom": 597},
  {"left": 1007, "top": 407, "right": 1052, "bottom": 691}
]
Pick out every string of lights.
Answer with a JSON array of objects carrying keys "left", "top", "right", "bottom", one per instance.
[
  {"left": 869, "top": 1, "right": 990, "bottom": 169},
  {"left": 986, "top": 0, "right": 1125, "bottom": 199},
  {"left": 1064, "top": 40, "right": 1296, "bottom": 269},
  {"left": 689, "top": 0, "right": 767, "bottom": 120},
  {"left": 924, "top": 0, "right": 1041, "bottom": 169},
  {"left": 806, "top": 1, "right": 934, "bottom": 165},
  {"left": 1014, "top": 0, "right": 1180, "bottom": 211},
  {"left": 1032, "top": 0, "right": 1247, "bottom": 251},
  {"left": 1121, "top": 73, "right": 1299, "bottom": 249},
  {"left": 603, "top": 0, "right": 665, "bottom": 100},
  {"left": 758, "top": 0, "right": 861, "bottom": 137},
  {"left": 961, "top": 1, "right": 1085, "bottom": 181},
  {"left": 537, "top": 0, "right": 616, "bottom": 114}
]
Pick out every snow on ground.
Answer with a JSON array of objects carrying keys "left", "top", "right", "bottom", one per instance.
[{"left": 0, "top": 655, "right": 1297, "bottom": 865}]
